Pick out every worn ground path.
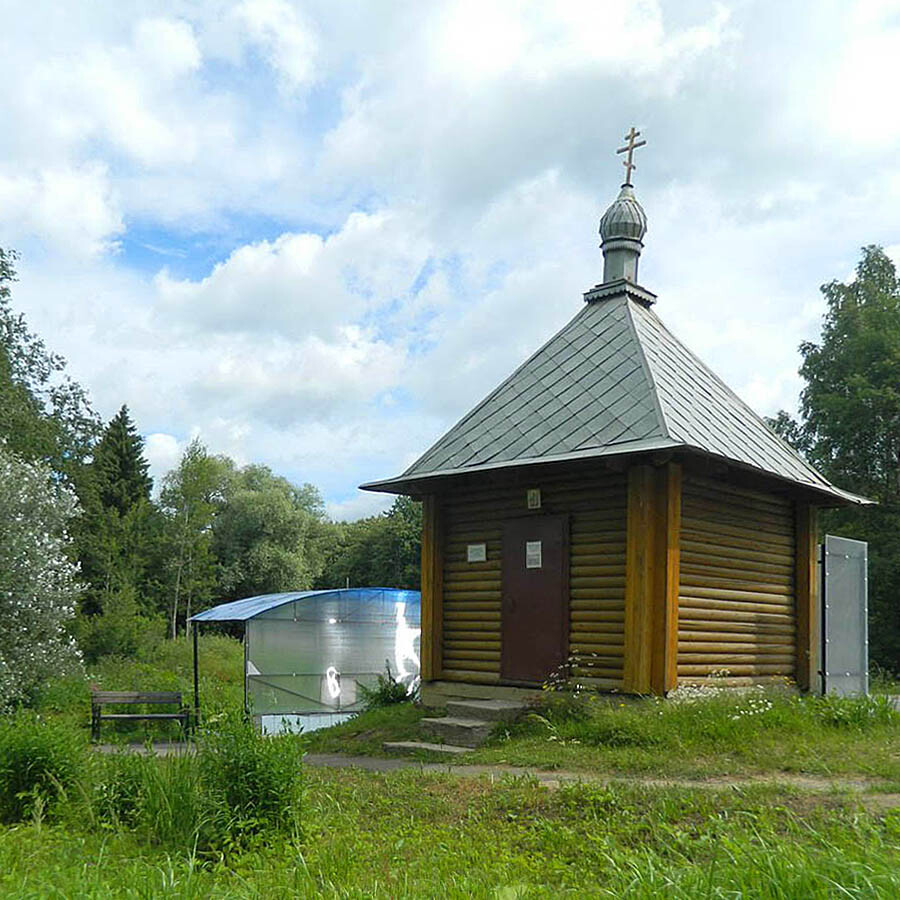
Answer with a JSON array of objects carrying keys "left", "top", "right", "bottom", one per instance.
[
  {"left": 93, "top": 743, "right": 900, "bottom": 810},
  {"left": 303, "top": 752, "right": 900, "bottom": 810}
]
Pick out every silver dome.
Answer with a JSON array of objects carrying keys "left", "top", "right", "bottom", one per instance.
[{"left": 599, "top": 184, "right": 647, "bottom": 243}]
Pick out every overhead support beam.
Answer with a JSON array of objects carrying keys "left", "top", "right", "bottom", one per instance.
[
  {"left": 624, "top": 462, "right": 682, "bottom": 695},
  {"left": 795, "top": 502, "right": 819, "bottom": 692},
  {"left": 420, "top": 495, "right": 444, "bottom": 682}
]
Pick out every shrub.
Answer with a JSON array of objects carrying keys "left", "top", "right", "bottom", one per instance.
[
  {"left": 0, "top": 712, "right": 85, "bottom": 823},
  {"left": 528, "top": 691, "right": 593, "bottom": 724},
  {"left": 199, "top": 712, "right": 303, "bottom": 837},
  {"left": 359, "top": 663, "right": 416, "bottom": 709}
]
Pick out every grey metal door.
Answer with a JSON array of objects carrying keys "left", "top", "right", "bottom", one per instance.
[{"left": 821, "top": 535, "right": 868, "bottom": 696}]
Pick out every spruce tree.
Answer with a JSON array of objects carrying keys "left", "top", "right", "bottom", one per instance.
[{"left": 92, "top": 405, "right": 152, "bottom": 514}]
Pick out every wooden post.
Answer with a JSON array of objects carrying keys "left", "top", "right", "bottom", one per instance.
[
  {"left": 795, "top": 502, "right": 819, "bottom": 692},
  {"left": 651, "top": 462, "right": 681, "bottom": 694},
  {"left": 420, "top": 495, "right": 443, "bottom": 681},
  {"left": 624, "top": 462, "right": 681, "bottom": 695}
]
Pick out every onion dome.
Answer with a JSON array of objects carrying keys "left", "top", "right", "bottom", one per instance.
[{"left": 599, "top": 184, "right": 647, "bottom": 243}]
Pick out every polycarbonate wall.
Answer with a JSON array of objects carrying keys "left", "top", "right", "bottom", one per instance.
[{"left": 245, "top": 589, "right": 420, "bottom": 723}]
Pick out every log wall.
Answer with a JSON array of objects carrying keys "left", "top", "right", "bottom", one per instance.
[
  {"left": 677, "top": 475, "right": 797, "bottom": 680},
  {"left": 439, "top": 470, "right": 627, "bottom": 688}
]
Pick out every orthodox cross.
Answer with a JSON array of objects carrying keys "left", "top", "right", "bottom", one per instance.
[{"left": 616, "top": 127, "right": 646, "bottom": 185}]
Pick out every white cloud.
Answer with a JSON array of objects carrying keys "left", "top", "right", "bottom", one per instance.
[
  {"left": 144, "top": 432, "right": 183, "bottom": 489},
  {"left": 3, "top": 0, "right": 900, "bottom": 518},
  {"left": 0, "top": 165, "right": 123, "bottom": 257}
]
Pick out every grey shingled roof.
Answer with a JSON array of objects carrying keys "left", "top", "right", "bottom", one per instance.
[{"left": 362, "top": 290, "right": 867, "bottom": 504}]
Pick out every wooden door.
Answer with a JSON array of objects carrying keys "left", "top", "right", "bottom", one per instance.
[{"left": 501, "top": 515, "right": 569, "bottom": 684}]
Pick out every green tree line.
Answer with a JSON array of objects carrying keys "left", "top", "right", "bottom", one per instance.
[{"left": 0, "top": 247, "right": 420, "bottom": 687}]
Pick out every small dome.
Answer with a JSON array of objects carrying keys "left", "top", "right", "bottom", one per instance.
[{"left": 599, "top": 184, "right": 647, "bottom": 243}]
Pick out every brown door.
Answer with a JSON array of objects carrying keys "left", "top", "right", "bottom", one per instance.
[{"left": 501, "top": 515, "right": 569, "bottom": 684}]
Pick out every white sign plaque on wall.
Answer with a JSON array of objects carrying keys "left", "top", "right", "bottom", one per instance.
[
  {"left": 526, "top": 488, "right": 542, "bottom": 509},
  {"left": 525, "top": 540, "right": 543, "bottom": 569},
  {"left": 467, "top": 542, "right": 487, "bottom": 563}
]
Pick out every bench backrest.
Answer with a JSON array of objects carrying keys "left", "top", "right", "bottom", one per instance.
[{"left": 91, "top": 691, "right": 183, "bottom": 706}]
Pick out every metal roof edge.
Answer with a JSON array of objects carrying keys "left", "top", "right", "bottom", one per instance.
[
  {"left": 360, "top": 435, "right": 682, "bottom": 493},
  {"left": 189, "top": 587, "right": 421, "bottom": 623},
  {"left": 361, "top": 438, "right": 872, "bottom": 505},
  {"left": 623, "top": 297, "right": 671, "bottom": 440}
]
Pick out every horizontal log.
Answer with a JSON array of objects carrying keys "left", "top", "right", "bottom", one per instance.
[
  {"left": 569, "top": 642, "right": 624, "bottom": 656},
  {"left": 678, "top": 621, "right": 795, "bottom": 637},
  {"left": 442, "top": 660, "right": 499, "bottom": 673},
  {"left": 570, "top": 550, "right": 627, "bottom": 566},
  {"left": 569, "top": 564, "right": 626, "bottom": 577},
  {"left": 678, "top": 607, "right": 793, "bottom": 625},
  {"left": 570, "top": 610, "right": 625, "bottom": 622},
  {"left": 686, "top": 477, "right": 792, "bottom": 513},
  {"left": 443, "top": 649, "right": 501, "bottom": 662},
  {"left": 680, "top": 519, "right": 793, "bottom": 552},
  {"left": 571, "top": 666, "right": 624, "bottom": 679},
  {"left": 440, "top": 669, "right": 501, "bottom": 684},
  {"left": 570, "top": 598, "right": 627, "bottom": 611},
  {"left": 444, "top": 611, "right": 501, "bottom": 623},
  {"left": 679, "top": 578, "right": 792, "bottom": 598},
  {"left": 682, "top": 508, "right": 793, "bottom": 540},
  {"left": 444, "top": 590, "right": 501, "bottom": 602},
  {"left": 570, "top": 576, "right": 626, "bottom": 589},
  {"left": 679, "top": 560, "right": 794, "bottom": 585},
  {"left": 570, "top": 622, "right": 625, "bottom": 635},
  {"left": 571, "top": 588, "right": 626, "bottom": 601},
  {"left": 678, "top": 675, "right": 795, "bottom": 687},
  {"left": 443, "top": 639, "right": 501, "bottom": 651},
  {"left": 680, "top": 551, "right": 793, "bottom": 577},
  {"left": 677, "top": 629, "right": 794, "bottom": 643},
  {"left": 677, "top": 642, "right": 795, "bottom": 654},
  {"left": 443, "top": 581, "right": 501, "bottom": 594},
  {"left": 680, "top": 539, "right": 794, "bottom": 568},
  {"left": 679, "top": 586, "right": 794, "bottom": 605},
  {"left": 678, "top": 594, "right": 795, "bottom": 618},
  {"left": 677, "top": 663, "right": 794, "bottom": 676},
  {"left": 443, "top": 560, "right": 502, "bottom": 574}
]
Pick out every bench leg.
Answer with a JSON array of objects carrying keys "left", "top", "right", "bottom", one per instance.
[{"left": 91, "top": 709, "right": 100, "bottom": 743}]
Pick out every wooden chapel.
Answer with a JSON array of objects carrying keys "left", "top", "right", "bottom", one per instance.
[{"left": 362, "top": 130, "right": 868, "bottom": 702}]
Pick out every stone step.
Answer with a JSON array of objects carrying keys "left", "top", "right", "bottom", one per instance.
[
  {"left": 383, "top": 740, "right": 470, "bottom": 756},
  {"left": 420, "top": 716, "right": 495, "bottom": 749},
  {"left": 446, "top": 699, "right": 526, "bottom": 723}
]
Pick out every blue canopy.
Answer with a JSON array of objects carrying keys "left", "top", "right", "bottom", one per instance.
[{"left": 189, "top": 588, "right": 420, "bottom": 623}]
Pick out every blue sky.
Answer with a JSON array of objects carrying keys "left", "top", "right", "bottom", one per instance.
[{"left": 1, "top": 0, "right": 899, "bottom": 519}]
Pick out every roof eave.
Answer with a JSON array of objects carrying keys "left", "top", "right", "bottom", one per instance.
[{"left": 360, "top": 440, "right": 873, "bottom": 507}]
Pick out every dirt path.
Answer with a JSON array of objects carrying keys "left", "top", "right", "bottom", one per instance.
[
  {"left": 304, "top": 752, "right": 900, "bottom": 810},
  {"left": 93, "top": 743, "right": 900, "bottom": 810}
]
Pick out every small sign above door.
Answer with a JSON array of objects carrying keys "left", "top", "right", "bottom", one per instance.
[
  {"left": 525, "top": 540, "right": 543, "bottom": 569},
  {"left": 467, "top": 542, "right": 487, "bottom": 563},
  {"left": 526, "top": 488, "right": 542, "bottom": 509}
]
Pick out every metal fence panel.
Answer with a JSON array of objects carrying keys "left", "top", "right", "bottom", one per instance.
[{"left": 821, "top": 535, "right": 868, "bottom": 696}]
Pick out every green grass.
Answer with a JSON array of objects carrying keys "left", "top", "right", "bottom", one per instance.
[
  {"left": 34, "top": 633, "right": 244, "bottom": 741},
  {"left": 1, "top": 768, "right": 898, "bottom": 897},
  {"left": 304, "top": 689, "right": 900, "bottom": 781}
]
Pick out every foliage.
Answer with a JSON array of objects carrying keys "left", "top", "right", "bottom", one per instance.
[
  {"left": 317, "top": 496, "right": 422, "bottom": 590},
  {"left": 0, "top": 711, "right": 86, "bottom": 823},
  {"left": 0, "top": 445, "right": 83, "bottom": 709},
  {"left": 773, "top": 246, "right": 900, "bottom": 670},
  {"left": 359, "top": 663, "right": 417, "bottom": 710},
  {"left": 159, "top": 439, "right": 232, "bottom": 635},
  {"left": 199, "top": 712, "right": 303, "bottom": 837},
  {"left": 73, "top": 406, "right": 165, "bottom": 622},
  {"left": 212, "top": 464, "right": 327, "bottom": 599},
  {"left": 74, "top": 586, "right": 165, "bottom": 664}
]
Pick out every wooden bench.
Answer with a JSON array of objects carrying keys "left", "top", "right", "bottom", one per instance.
[{"left": 90, "top": 690, "right": 191, "bottom": 742}]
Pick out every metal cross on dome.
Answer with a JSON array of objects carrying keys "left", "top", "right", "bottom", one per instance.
[{"left": 616, "top": 126, "right": 646, "bottom": 186}]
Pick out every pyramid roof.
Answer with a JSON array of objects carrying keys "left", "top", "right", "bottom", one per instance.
[{"left": 362, "top": 283, "right": 867, "bottom": 505}]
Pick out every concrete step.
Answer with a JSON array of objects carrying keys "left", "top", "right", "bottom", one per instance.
[
  {"left": 383, "top": 740, "right": 470, "bottom": 756},
  {"left": 446, "top": 699, "right": 526, "bottom": 723},
  {"left": 420, "top": 716, "right": 495, "bottom": 749}
]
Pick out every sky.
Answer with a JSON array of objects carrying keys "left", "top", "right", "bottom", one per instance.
[{"left": 2, "top": 0, "right": 899, "bottom": 520}]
